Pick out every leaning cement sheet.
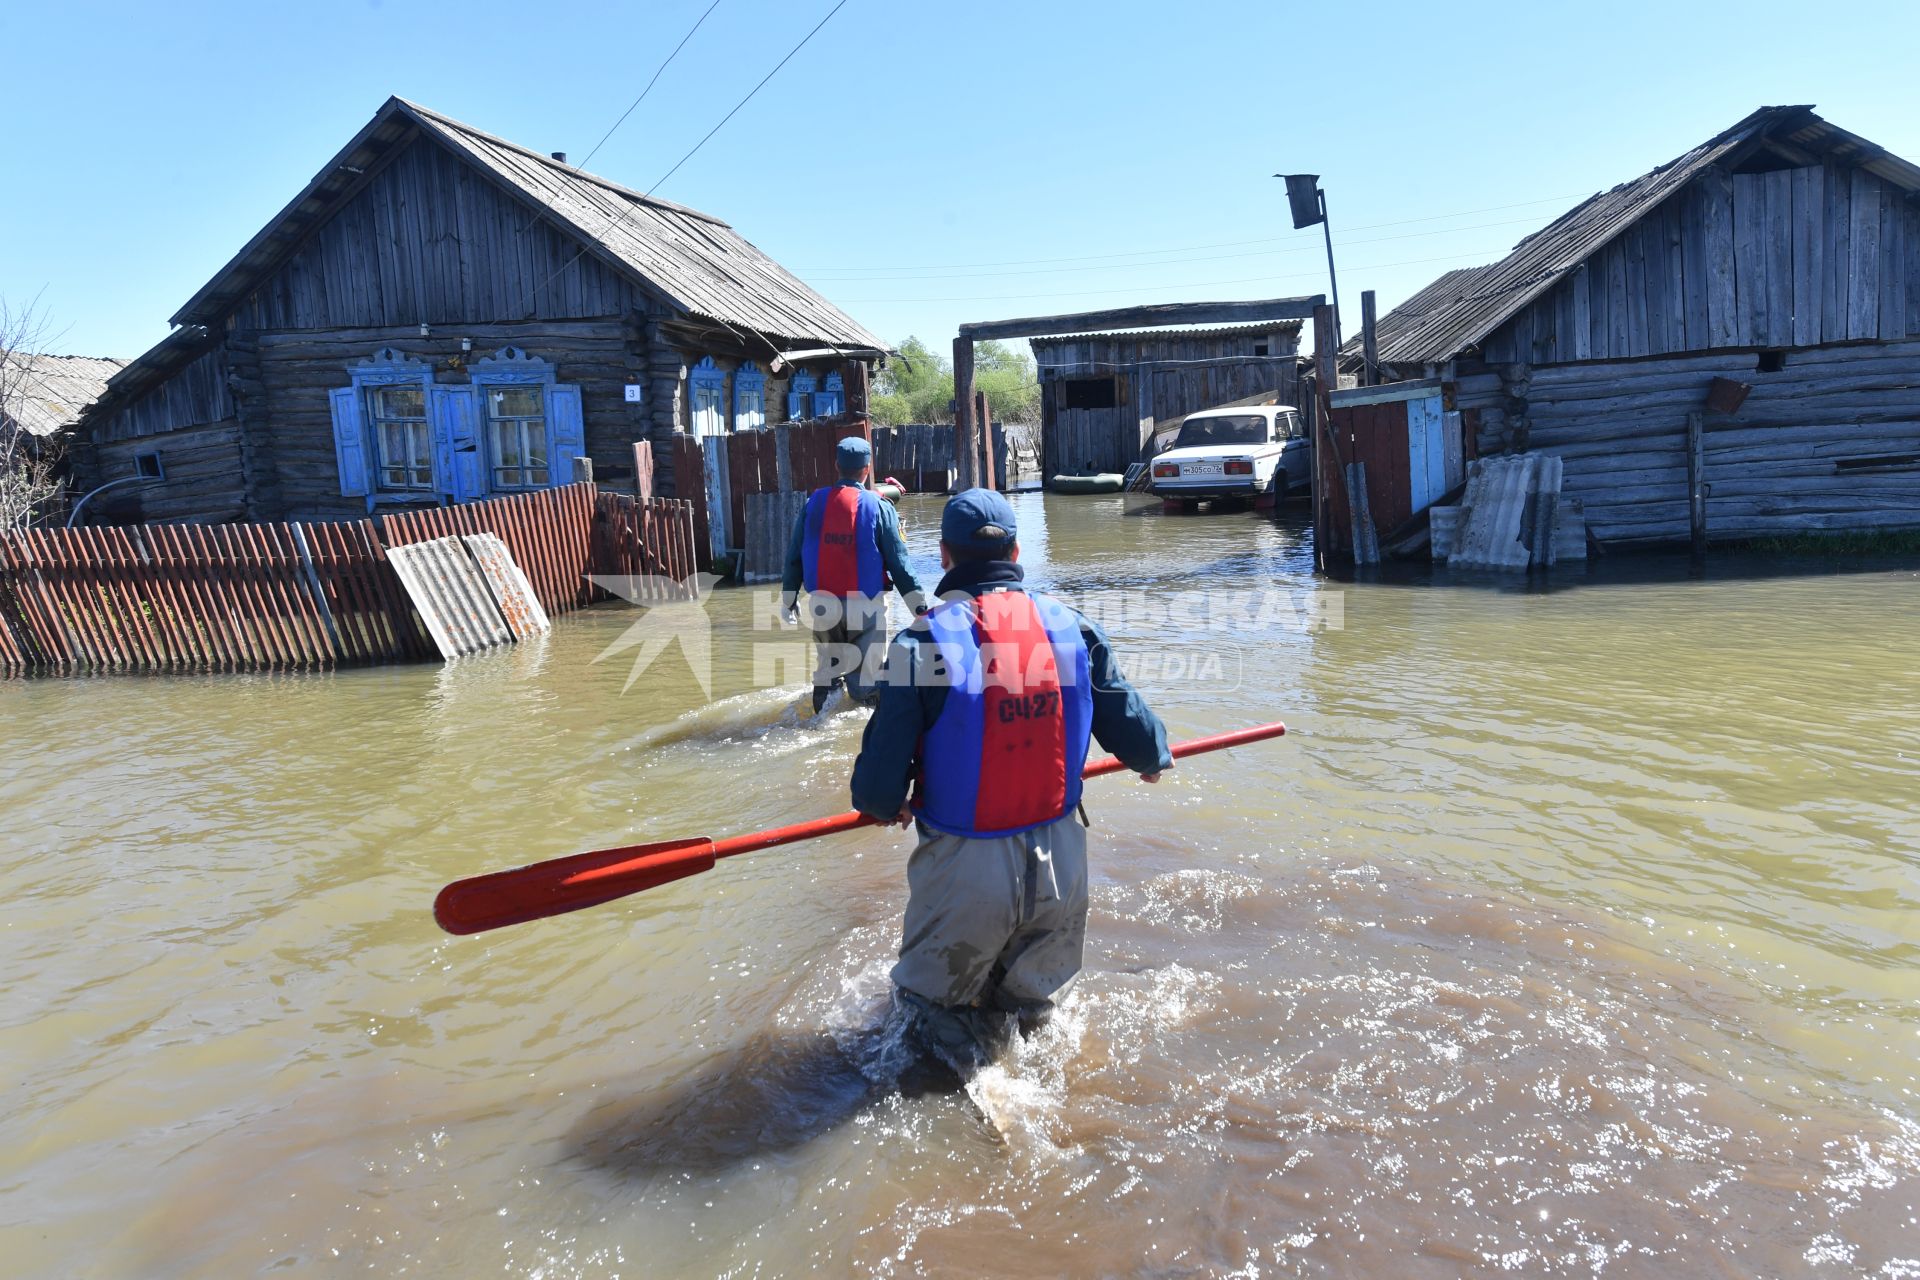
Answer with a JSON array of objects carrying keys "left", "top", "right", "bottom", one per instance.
[
  {"left": 461, "top": 533, "right": 550, "bottom": 640},
  {"left": 387, "top": 535, "right": 514, "bottom": 659}
]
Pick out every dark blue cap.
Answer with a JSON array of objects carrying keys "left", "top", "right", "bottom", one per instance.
[
  {"left": 941, "top": 488, "right": 1018, "bottom": 550},
  {"left": 836, "top": 436, "right": 872, "bottom": 471}
]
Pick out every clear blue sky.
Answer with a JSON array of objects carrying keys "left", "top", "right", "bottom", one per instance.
[{"left": 5, "top": 0, "right": 1917, "bottom": 361}]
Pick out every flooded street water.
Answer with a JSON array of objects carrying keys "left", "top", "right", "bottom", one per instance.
[{"left": 3, "top": 492, "right": 1917, "bottom": 1278}]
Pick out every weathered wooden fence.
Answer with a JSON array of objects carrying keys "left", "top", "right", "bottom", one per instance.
[
  {"left": 0, "top": 481, "right": 698, "bottom": 676},
  {"left": 0, "top": 520, "right": 431, "bottom": 674},
  {"left": 671, "top": 420, "right": 871, "bottom": 567}
]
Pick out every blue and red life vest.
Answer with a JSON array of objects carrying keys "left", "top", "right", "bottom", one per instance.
[
  {"left": 801, "top": 484, "right": 885, "bottom": 597},
  {"left": 914, "top": 590, "right": 1094, "bottom": 839}
]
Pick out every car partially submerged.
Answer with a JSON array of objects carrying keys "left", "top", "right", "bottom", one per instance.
[{"left": 1148, "top": 405, "right": 1310, "bottom": 508}]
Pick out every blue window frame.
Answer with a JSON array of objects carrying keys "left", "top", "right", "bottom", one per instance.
[
  {"left": 329, "top": 347, "right": 435, "bottom": 500},
  {"left": 815, "top": 371, "right": 845, "bottom": 418},
  {"left": 470, "top": 347, "right": 584, "bottom": 492},
  {"left": 787, "top": 369, "right": 817, "bottom": 421},
  {"left": 690, "top": 356, "right": 727, "bottom": 437},
  {"left": 734, "top": 361, "right": 767, "bottom": 431}
]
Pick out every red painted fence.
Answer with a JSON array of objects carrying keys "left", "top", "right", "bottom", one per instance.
[{"left": 0, "top": 482, "right": 698, "bottom": 676}]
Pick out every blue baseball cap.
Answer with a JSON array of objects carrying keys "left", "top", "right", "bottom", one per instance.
[
  {"left": 836, "top": 436, "right": 872, "bottom": 471},
  {"left": 941, "top": 488, "right": 1018, "bottom": 550}
]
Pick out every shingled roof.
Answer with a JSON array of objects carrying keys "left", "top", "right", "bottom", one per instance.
[
  {"left": 1, "top": 353, "right": 129, "bottom": 436},
  {"left": 169, "top": 96, "right": 886, "bottom": 353},
  {"left": 1348, "top": 106, "right": 1920, "bottom": 368}
]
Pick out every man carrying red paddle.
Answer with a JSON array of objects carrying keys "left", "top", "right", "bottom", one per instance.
[{"left": 851, "top": 489, "right": 1172, "bottom": 1073}]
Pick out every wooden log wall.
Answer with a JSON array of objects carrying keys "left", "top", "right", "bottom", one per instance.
[
  {"left": 89, "top": 421, "right": 249, "bottom": 524},
  {"left": 1483, "top": 164, "right": 1920, "bottom": 365},
  {"left": 1500, "top": 339, "right": 1920, "bottom": 545},
  {"left": 227, "top": 132, "right": 648, "bottom": 331},
  {"left": 254, "top": 321, "right": 637, "bottom": 521}
]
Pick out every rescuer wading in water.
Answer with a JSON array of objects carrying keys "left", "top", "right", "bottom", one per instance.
[
  {"left": 851, "top": 489, "right": 1172, "bottom": 1071},
  {"left": 782, "top": 436, "right": 925, "bottom": 713}
]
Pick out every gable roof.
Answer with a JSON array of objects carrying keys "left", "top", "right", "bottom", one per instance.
[
  {"left": 170, "top": 97, "right": 886, "bottom": 353},
  {"left": 2, "top": 353, "right": 130, "bottom": 436},
  {"left": 1352, "top": 106, "right": 1920, "bottom": 367}
]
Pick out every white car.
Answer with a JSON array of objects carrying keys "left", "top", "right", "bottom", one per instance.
[{"left": 1149, "top": 405, "right": 1311, "bottom": 508}]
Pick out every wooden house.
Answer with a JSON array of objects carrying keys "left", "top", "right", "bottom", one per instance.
[
  {"left": 1031, "top": 323, "right": 1300, "bottom": 477},
  {"left": 71, "top": 97, "right": 887, "bottom": 525},
  {"left": 1344, "top": 105, "right": 1920, "bottom": 547}
]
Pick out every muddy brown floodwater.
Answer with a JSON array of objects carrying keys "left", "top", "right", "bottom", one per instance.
[{"left": 2, "top": 493, "right": 1917, "bottom": 1278}]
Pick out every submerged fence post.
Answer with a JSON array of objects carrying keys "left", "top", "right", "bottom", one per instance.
[{"left": 289, "top": 523, "right": 345, "bottom": 661}]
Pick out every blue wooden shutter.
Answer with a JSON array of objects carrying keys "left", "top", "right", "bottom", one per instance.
[
  {"left": 816, "top": 372, "right": 845, "bottom": 417},
  {"left": 328, "top": 386, "right": 370, "bottom": 497},
  {"left": 546, "top": 383, "right": 585, "bottom": 487},
  {"left": 787, "top": 370, "right": 817, "bottom": 421},
  {"left": 430, "top": 384, "right": 484, "bottom": 503}
]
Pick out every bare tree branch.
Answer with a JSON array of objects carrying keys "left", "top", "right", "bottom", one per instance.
[{"left": 1, "top": 296, "right": 71, "bottom": 532}]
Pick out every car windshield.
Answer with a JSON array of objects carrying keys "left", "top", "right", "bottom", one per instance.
[{"left": 1175, "top": 415, "right": 1268, "bottom": 449}]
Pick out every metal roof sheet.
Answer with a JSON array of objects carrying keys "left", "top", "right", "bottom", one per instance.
[
  {"left": 170, "top": 97, "right": 885, "bottom": 352},
  {"left": 1355, "top": 106, "right": 1920, "bottom": 366},
  {"left": 1, "top": 353, "right": 130, "bottom": 436},
  {"left": 1030, "top": 320, "right": 1304, "bottom": 347}
]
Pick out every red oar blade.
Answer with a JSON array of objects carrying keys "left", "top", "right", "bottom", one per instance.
[{"left": 433, "top": 837, "right": 716, "bottom": 936}]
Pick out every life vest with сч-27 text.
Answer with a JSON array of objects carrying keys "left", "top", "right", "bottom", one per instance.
[
  {"left": 913, "top": 590, "right": 1094, "bottom": 838},
  {"left": 801, "top": 485, "right": 885, "bottom": 597}
]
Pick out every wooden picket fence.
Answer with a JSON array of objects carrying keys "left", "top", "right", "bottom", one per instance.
[{"left": 0, "top": 482, "right": 697, "bottom": 676}]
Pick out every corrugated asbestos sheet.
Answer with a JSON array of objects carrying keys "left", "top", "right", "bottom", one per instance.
[
  {"left": 386, "top": 535, "right": 515, "bottom": 659},
  {"left": 461, "top": 533, "right": 550, "bottom": 641},
  {"left": 1361, "top": 106, "right": 1920, "bottom": 367},
  {"left": 2, "top": 354, "right": 129, "bottom": 436},
  {"left": 167, "top": 96, "right": 884, "bottom": 352}
]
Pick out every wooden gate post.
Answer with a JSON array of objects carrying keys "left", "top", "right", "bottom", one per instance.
[
  {"left": 975, "top": 389, "right": 997, "bottom": 491},
  {"left": 953, "top": 336, "right": 977, "bottom": 491}
]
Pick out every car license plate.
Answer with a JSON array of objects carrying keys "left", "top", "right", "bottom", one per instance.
[{"left": 1184, "top": 463, "right": 1222, "bottom": 476}]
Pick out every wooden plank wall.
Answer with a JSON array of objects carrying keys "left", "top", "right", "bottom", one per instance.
[
  {"left": 90, "top": 344, "right": 234, "bottom": 442},
  {"left": 1036, "top": 329, "right": 1301, "bottom": 479},
  {"left": 228, "top": 133, "right": 647, "bottom": 331},
  {"left": 870, "top": 423, "right": 957, "bottom": 491},
  {"left": 1519, "top": 339, "right": 1920, "bottom": 544},
  {"left": 1484, "top": 164, "right": 1920, "bottom": 364}
]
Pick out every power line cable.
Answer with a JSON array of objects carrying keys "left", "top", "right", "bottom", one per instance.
[
  {"left": 573, "top": 0, "right": 724, "bottom": 174},
  {"left": 496, "top": 0, "right": 847, "bottom": 331}
]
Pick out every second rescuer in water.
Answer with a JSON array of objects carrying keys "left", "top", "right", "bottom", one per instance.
[{"left": 851, "top": 489, "right": 1172, "bottom": 1070}]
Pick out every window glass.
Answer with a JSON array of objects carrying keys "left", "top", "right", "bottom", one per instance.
[
  {"left": 486, "top": 387, "right": 549, "bottom": 488},
  {"left": 1175, "top": 414, "right": 1269, "bottom": 449},
  {"left": 368, "top": 385, "right": 432, "bottom": 490}
]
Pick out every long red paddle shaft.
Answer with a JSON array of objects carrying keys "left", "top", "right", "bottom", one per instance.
[
  {"left": 711, "top": 720, "right": 1288, "bottom": 860},
  {"left": 434, "top": 722, "right": 1285, "bottom": 935}
]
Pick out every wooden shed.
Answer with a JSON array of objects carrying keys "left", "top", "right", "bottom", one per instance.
[
  {"left": 71, "top": 97, "right": 887, "bottom": 524},
  {"left": 1031, "top": 323, "right": 1300, "bottom": 478},
  {"left": 1345, "top": 105, "right": 1920, "bottom": 548}
]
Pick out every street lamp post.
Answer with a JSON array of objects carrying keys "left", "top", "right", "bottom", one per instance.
[{"left": 1278, "top": 173, "right": 1341, "bottom": 350}]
